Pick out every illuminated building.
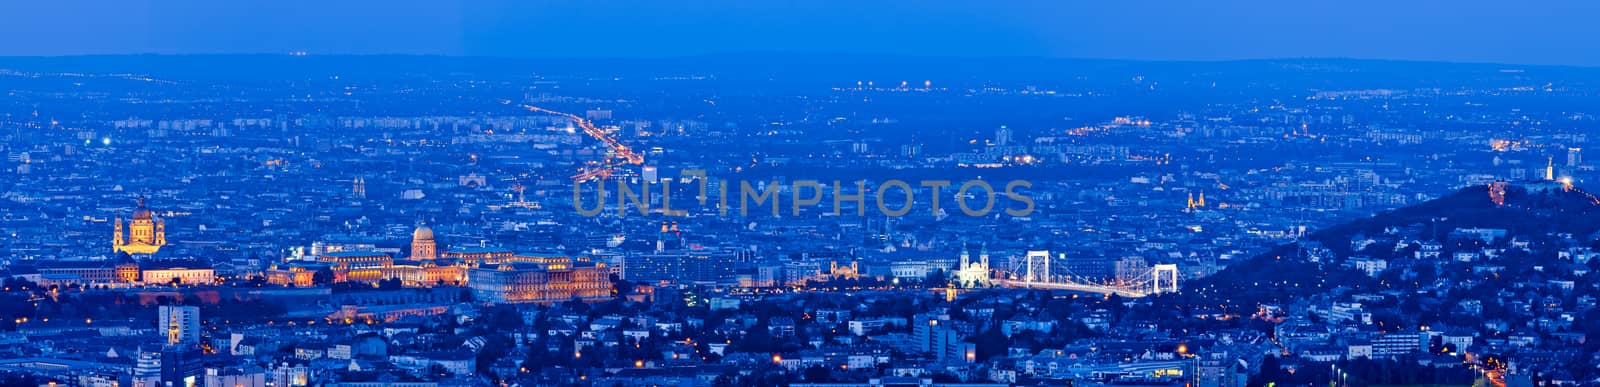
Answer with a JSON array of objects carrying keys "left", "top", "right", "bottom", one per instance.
[
  {"left": 352, "top": 177, "right": 366, "bottom": 198},
  {"left": 321, "top": 251, "right": 398, "bottom": 284},
  {"left": 410, "top": 222, "right": 437, "bottom": 260},
  {"left": 140, "top": 261, "right": 216, "bottom": 286},
  {"left": 203, "top": 367, "right": 266, "bottom": 387},
  {"left": 953, "top": 245, "right": 992, "bottom": 288},
  {"left": 116, "top": 254, "right": 141, "bottom": 282},
  {"left": 781, "top": 260, "right": 825, "bottom": 286},
  {"left": 624, "top": 249, "right": 742, "bottom": 284},
  {"left": 442, "top": 247, "right": 514, "bottom": 265},
  {"left": 913, "top": 315, "right": 976, "bottom": 363},
  {"left": 34, "top": 257, "right": 209, "bottom": 288},
  {"left": 828, "top": 260, "right": 862, "bottom": 280},
  {"left": 321, "top": 251, "right": 391, "bottom": 268},
  {"left": 1194, "top": 352, "right": 1250, "bottom": 387},
  {"left": 133, "top": 350, "right": 162, "bottom": 387},
  {"left": 114, "top": 197, "right": 167, "bottom": 255},
  {"left": 385, "top": 260, "right": 466, "bottom": 287},
  {"left": 467, "top": 258, "right": 612, "bottom": 304},
  {"left": 268, "top": 224, "right": 611, "bottom": 297},
  {"left": 498, "top": 253, "right": 578, "bottom": 267},
  {"left": 264, "top": 265, "right": 318, "bottom": 287},
  {"left": 158, "top": 345, "right": 204, "bottom": 387},
  {"left": 1186, "top": 191, "right": 1207, "bottom": 211},
  {"left": 159, "top": 305, "right": 201, "bottom": 345},
  {"left": 308, "top": 248, "right": 473, "bottom": 287},
  {"left": 268, "top": 363, "right": 310, "bottom": 387},
  {"left": 35, "top": 262, "right": 118, "bottom": 286}
]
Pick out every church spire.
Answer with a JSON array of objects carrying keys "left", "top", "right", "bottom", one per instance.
[
  {"left": 959, "top": 243, "right": 970, "bottom": 269},
  {"left": 113, "top": 216, "right": 124, "bottom": 249},
  {"left": 979, "top": 243, "right": 990, "bottom": 269}
]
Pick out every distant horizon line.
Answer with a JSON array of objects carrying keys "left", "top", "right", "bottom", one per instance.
[{"left": 0, "top": 52, "right": 1592, "bottom": 70}]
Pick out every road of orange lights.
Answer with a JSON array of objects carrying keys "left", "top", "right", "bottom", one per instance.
[{"left": 522, "top": 104, "right": 643, "bottom": 181}]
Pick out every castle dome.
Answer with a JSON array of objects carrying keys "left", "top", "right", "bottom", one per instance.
[{"left": 413, "top": 222, "right": 434, "bottom": 240}]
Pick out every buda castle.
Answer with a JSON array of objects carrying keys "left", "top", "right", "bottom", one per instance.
[{"left": 266, "top": 221, "right": 612, "bottom": 305}]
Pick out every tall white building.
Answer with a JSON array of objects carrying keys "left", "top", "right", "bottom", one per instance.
[{"left": 158, "top": 305, "right": 201, "bottom": 345}]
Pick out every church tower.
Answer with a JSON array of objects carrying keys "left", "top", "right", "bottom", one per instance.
[
  {"left": 979, "top": 243, "right": 990, "bottom": 270},
  {"left": 114, "top": 217, "right": 125, "bottom": 247},
  {"left": 155, "top": 218, "right": 166, "bottom": 246}
]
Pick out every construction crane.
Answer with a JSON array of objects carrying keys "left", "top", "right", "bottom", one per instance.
[{"left": 522, "top": 104, "right": 643, "bottom": 181}]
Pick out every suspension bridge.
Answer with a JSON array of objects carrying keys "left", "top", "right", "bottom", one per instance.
[{"left": 987, "top": 250, "right": 1180, "bottom": 297}]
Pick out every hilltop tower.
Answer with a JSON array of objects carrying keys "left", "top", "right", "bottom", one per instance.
[{"left": 1547, "top": 156, "right": 1555, "bottom": 181}]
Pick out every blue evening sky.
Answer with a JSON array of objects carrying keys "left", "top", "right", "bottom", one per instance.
[{"left": 2, "top": 0, "right": 1598, "bottom": 66}]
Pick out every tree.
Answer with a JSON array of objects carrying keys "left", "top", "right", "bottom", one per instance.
[
  {"left": 972, "top": 327, "right": 1009, "bottom": 361},
  {"left": 802, "top": 366, "right": 832, "bottom": 382},
  {"left": 923, "top": 269, "right": 948, "bottom": 288},
  {"left": 3, "top": 276, "right": 37, "bottom": 291},
  {"left": 312, "top": 268, "right": 336, "bottom": 286},
  {"left": 426, "top": 364, "right": 453, "bottom": 379},
  {"left": 612, "top": 274, "right": 636, "bottom": 297}
]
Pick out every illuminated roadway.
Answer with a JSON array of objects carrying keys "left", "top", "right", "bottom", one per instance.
[
  {"left": 522, "top": 104, "right": 643, "bottom": 181},
  {"left": 992, "top": 278, "right": 1152, "bottom": 298},
  {"left": 991, "top": 253, "right": 1179, "bottom": 298}
]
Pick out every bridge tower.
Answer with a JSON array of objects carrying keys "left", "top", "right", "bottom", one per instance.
[
  {"left": 1023, "top": 250, "right": 1051, "bottom": 285},
  {"left": 1150, "top": 264, "right": 1180, "bottom": 294}
]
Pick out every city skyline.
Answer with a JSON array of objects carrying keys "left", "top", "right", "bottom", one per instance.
[{"left": 6, "top": 5, "right": 1600, "bottom": 386}]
